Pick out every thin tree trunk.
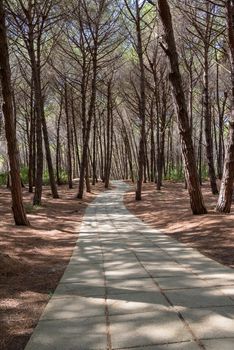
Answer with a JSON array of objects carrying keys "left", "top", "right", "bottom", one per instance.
[
  {"left": 203, "top": 49, "right": 218, "bottom": 194},
  {"left": 27, "top": 29, "right": 43, "bottom": 206},
  {"left": 41, "top": 103, "right": 59, "bottom": 198},
  {"left": 64, "top": 81, "right": 73, "bottom": 189},
  {"left": 56, "top": 95, "right": 62, "bottom": 185},
  {"left": 158, "top": 0, "right": 207, "bottom": 214},
  {"left": 28, "top": 76, "right": 34, "bottom": 193},
  {"left": 92, "top": 113, "right": 97, "bottom": 185},
  {"left": 0, "top": 2, "right": 29, "bottom": 225},
  {"left": 78, "top": 47, "right": 98, "bottom": 199},
  {"left": 135, "top": 1, "right": 146, "bottom": 200},
  {"left": 216, "top": 0, "right": 234, "bottom": 213}
]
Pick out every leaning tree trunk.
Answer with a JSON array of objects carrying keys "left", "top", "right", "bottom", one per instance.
[
  {"left": 158, "top": 0, "right": 207, "bottom": 214},
  {"left": 77, "top": 49, "right": 98, "bottom": 199},
  {"left": 64, "top": 81, "right": 73, "bottom": 189},
  {"left": 216, "top": 0, "right": 234, "bottom": 213},
  {"left": 56, "top": 95, "right": 62, "bottom": 185},
  {"left": 28, "top": 75, "right": 35, "bottom": 193},
  {"left": 92, "top": 113, "right": 97, "bottom": 185},
  {"left": 104, "top": 80, "right": 113, "bottom": 189},
  {"left": 135, "top": 1, "right": 146, "bottom": 200},
  {"left": 41, "top": 106, "right": 59, "bottom": 198},
  {"left": 203, "top": 48, "right": 218, "bottom": 194},
  {"left": 0, "top": 1, "right": 29, "bottom": 225},
  {"left": 27, "top": 34, "right": 43, "bottom": 206}
]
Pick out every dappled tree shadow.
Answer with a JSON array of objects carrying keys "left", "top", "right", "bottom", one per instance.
[
  {"left": 124, "top": 181, "right": 234, "bottom": 268},
  {"left": 0, "top": 182, "right": 104, "bottom": 350}
]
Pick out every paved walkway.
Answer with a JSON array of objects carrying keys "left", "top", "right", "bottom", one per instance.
[{"left": 25, "top": 181, "right": 234, "bottom": 350}]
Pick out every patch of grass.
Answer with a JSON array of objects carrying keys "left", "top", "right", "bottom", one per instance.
[
  {"left": 0, "top": 172, "right": 7, "bottom": 186},
  {"left": 25, "top": 203, "right": 42, "bottom": 213},
  {"left": 20, "top": 166, "right": 29, "bottom": 184}
]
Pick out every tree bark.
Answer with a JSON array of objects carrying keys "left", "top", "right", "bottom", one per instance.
[
  {"left": 0, "top": 1, "right": 29, "bottom": 225},
  {"left": 135, "top": 0, "right": 146, "bottom": 200},
  {"left": 203, "top": 48, "right": 218, "bottom": 194},
  {"left": 64, "top": 81, "right": 73, "bottom": 189},
  {"left": 216, "top": 0, "right": 234, "bottom": 213},
  {"left": 77, "top": 47, "right": 98, "bottom": 199},
  {"left": 28, "top": 77, "right": 35, "bottom": 193},
  {"left": 41, "top": 104, "right": 59, "bottom": 198},
  {"left": 158, "top": 0, "right": 207, "bottom": 214}
]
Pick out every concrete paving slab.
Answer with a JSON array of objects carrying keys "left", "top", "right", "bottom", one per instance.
[
  {"left": 41, "top": 296, "right": 105, "bottom": 320},
  {"left": 181, "top": 306, "right": 234, "bottom": 340},
  {"left": 60, "top": 265, "right": 104, "bottom": 283},
  {"left": 154, "top": 275, "right": 210, "bottom": 290},
  {"left": 165, "top": 287, "right": 234, "bottom": 308},
  {"left": 69, "top": 254, "right": 103, "bottom": 264},
  {"left": 202, "top": 338, "right": 234, "bottom": 350},
  {"left": 220, "top": 285, "right": 234, "bottom": 299},
  {"left": 107, "top": 291, "right": 169, "bottom": 315},
  {"left": 104, "top": 261, "right": 142, "bottom": 269},
  {"left": 107, "top": 277, "right": 159, "bottom": 294},
  {"left": 53, "top": 281, "right": 105, "bottom": 298},
  {"left": 109, "top": 311, "right": 193, "bottom": 349},
  {"left": 103, "top": 252, "right": 138, "bottom": 262},
  {"left": 24, "top": 181, "right": 234, "bottom": 350},
  {"left": 105, "top": 266, "right": 148, "bottom": 280},
  {"left": 117, "top": 342, "right": 201, "bottom": 350},
  {"left": 137, "top": 254, "right": 176, "bottom": 263},
  {"left": 24, "top": 316, "right": 107, "bottom": 350}
]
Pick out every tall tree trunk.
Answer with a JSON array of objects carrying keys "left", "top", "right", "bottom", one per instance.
[
  {"left": 135, "top": 1, "right": 146, "bottom": 200},
  {"left": 28, "top": 77, "right": 35, "bottom": 193},
  {"left": 71, "top": 95, "right": 80, "bottom": 177},
  {"left": 0, "top": 1, "right": 29, "bottom": 225},
  {"left": 28, "top": 34, "right": 43, "bottom": 206},
  {"left": 78, "top": 49, "right": 98, "bottom": 199},
  {"left": 150, "top": 105, "right": 156, "bottom": 182},
  {"left": 158, "top": 0, "right": 207, "bottom": 214},
  {"left": 92, "top": 113, "right": 97, "bottom": 185},
  {"left": 203, "top": 49, "right": 218, "bottom": 194},
  {"left": 64, "top": 81, "right": 73, "bottom": 189},
  {"left": 105, "top": 80, "right": 112, "bottom": 189},
  {"left": 56, "top": 95, "right": 62, "bottom": 185},
  {"left": 41, "top": 103, "right": 59, "bottom": 198},
  {"left": 216, "top": 0, "right": 234, "bottom": 213}
]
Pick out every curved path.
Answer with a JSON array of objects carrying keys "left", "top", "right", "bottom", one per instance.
[{"left": 25, "top": 181, "right": 234, "bottom": 350}]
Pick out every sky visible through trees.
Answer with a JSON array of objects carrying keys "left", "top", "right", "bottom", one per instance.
[{"left": 0, "top": 0, "right": 234, "bottom": 224}]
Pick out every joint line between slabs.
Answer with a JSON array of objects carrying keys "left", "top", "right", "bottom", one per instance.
[
  {"left": 131, "top": 248, "right": 206, "bottom": 350},
  {"left": 98, "top": 231, "right": 112, "bottom": 350},
  {"left": 97, "top": 189, "right": 208, "bottom": 349},
  {"left": 104, "top": 200, "right": 206, "bottom": 350}
]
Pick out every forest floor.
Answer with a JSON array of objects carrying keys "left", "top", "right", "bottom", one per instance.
[
  {"left": 0, "top": 182, "right": 104, "bottom": 350},
  {"left": 124, "top": 181, "right": 234, "bottom": 269}
]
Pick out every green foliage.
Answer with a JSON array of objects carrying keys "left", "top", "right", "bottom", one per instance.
[
  {"left": 25, "top": 203, "right": 41, "bottom": 213},
  {"left": 20, "top": 166, "right": 29, "bottom": 184},
  {"left": 165, "top": 168, "right": 185, "bottom": 181},
  {"left": 200, "top": 165, "right": 209, "bottom": 180},
  {"left": 42, "top": 169, "right": 50, "bottom": 185},
  {"left": 0, "top": 167, "right": 70, "bottom": 187},
  {"left": 164, "top": 165, "right": 209, "bottom": 182},
  {"left": 57, "top": 170, "right": 68, "bottom": 184},
  {"left": 43, "top": 169, "right": 68, "bottom": 185},
  {"left": 0, "top": 172, "right": 7, "bottom": 186}
]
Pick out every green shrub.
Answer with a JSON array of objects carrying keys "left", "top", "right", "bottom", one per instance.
[
  {"left": 57, "top": 169, "right": 68, "bottom": 184},
  {"left": 165, "top": 168, "right": 185, "bottom": 181},
  {"left": 0, "top": 172, "right": 7, "bottom": 186},
  {"left": 20, "top": 166, "right": 29, "bottom": 184}
]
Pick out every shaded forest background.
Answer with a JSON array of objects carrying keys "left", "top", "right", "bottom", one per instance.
[{"left": 0, "top": 0, "right": 234, "bottom": 224}]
